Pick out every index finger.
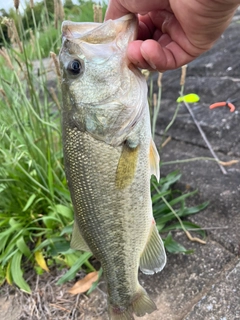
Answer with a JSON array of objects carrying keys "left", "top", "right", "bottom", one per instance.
[{"left": 105, "top": 0, "right": 169, "bottom": 20}]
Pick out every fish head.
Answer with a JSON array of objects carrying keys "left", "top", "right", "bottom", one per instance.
[
  {"left": 59, "top": 14, "right": 138, "bottom": 105},
  {"left": 60, "top": 14, "right": 148, "bottom": 146}
]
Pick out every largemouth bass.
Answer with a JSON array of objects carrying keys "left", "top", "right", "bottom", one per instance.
[{"left": 59, "top": 14, "right": 166, "bottom": 320}]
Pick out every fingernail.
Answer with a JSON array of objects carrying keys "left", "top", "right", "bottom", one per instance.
[
  {"left": 147, "top": 60, "right": 156, "bottom": 70},
  {"left": 140, "top": 45, "right": 157, "bottom": 70}
]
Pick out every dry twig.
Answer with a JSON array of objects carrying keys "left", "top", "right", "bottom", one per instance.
[
  {"left": 161, "top": 136, "right": 171, "bottom": 148},
  {"left": 182, "top": 99, "right": 227, "bottom": 175}
]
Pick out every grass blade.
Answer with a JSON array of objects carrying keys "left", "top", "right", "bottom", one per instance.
[
  {"left": 57, "top": 252, "right": 92, "bottom": 285},
  {"left": 10, "top": 251, "right": 31, "bottom": 293}
]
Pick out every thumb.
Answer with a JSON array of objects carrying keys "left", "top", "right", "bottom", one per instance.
[{"left": 105, "top": 0, "right": 129, "bottom": 20}]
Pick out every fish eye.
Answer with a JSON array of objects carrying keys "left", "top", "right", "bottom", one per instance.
[{"left": 67, "top": 59, "right": 82, "bottom": 75}]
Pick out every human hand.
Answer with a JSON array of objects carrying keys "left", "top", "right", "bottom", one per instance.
[{"left": 105, "top": 0, "right": 239, "bottom": 71}]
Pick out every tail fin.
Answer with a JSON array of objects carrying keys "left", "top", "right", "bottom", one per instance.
[
  {"left": 108, "top": 306, "right": 134, "bottom": 320},
  {"left": 108, "top": 286, "right": 156, "bottom": 320},
  {"left": 131, "top": 287, "right": 157, "bottom": 317}
]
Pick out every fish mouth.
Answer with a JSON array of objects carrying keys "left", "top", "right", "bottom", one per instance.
[
  {"left": 61, "top": 14, "right": 138, "bottom": 44},
  {"left": 62, "top": 21, "right": 98, "bottom": 41}
]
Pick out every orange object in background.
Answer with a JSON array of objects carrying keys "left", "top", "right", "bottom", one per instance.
[{"left": 209, "top": 100, "right": 236, "bottom": 112}]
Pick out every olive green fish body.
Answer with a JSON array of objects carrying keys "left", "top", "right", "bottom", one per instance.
[
  {"left": 60, "top": 14, "right": 166, "bottom": 320},
  {"left": 63, "top": 105, "right": 152, "bottom": 299}
]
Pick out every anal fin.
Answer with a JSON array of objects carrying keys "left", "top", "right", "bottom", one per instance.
[
  {"left": 70, "top": 221, "right": 92, "bottom": 253},
  {"left": 140, "top": 223, "right": 166, "bottom": 275}
]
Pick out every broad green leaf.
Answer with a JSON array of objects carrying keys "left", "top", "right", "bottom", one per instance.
[
  {"left": 22, "top": 194, "right": 37, "bottom": 212},
  {"left": 0, "top": 232, "right": 11, "bottom": 252},
  {"left": 60, "top": 224, "right": 73, "bottom": 236},
  {"left": 8, "top": 218, "right": 23, "bottom": 229},
  {"left": 41, "top": 215, "right": 60, "bottom": 229},
  {"left": 0, "top": 244, "right": 19, "bottom": 266},
  {"left": 0, "top": 219, "right": 9, "bottom": 228},
  {"left": 16, "top": 237, "right": 32, "bottom": 258},
  {"left": 55, "top": 204, "right": 73, "bottom": 219},
  {"left": 34, "top": 237, "right": 66, "bottom": 252},
  {"left": 167, "top": 190, "right": 198, "bottom": 208},
  {"left": 151, "top": 190, "right": 171, "bottom": 204},
  {"left": 163, "top": 233, "right": 194, "bottom": 254},
  {"left": 152, "top": 170, "right": 181, "bottom": 190},
  {"left": 64, "top": 251, "right": 87, "bottom": 267},
  {"left": 176, "top": 93, "right": 200, "bottom": 103},
  {"left": 10, "top": 251, "right": 31, "bottom": 293},
  {"left": 181, "top": 202, "right": 209, "bottom": 215},
  {"left": 156, "top": 223, "right": 165, "bottom": 232},
  {"left": 57, "top": 252, "right": 92, "bottom": 285},
  {"left": 48, "top": 240, "right": 70, "bottom": 256}
]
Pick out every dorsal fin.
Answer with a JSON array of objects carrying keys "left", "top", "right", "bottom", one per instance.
[{"left": 149, "top": 139, "right": 160, "bottom": 181}]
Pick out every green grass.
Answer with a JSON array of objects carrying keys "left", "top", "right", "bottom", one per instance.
[
  {"left": 23, "top": 26, "right": 61, "bottom": 59},
  {"left": 0, "top": 1, "right": 207, "bottom": 293}
]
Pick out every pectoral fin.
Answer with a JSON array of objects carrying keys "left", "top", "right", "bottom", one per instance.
[
  {"left": 115, "top": 143, "right": 139, "bottom": 189},
  {"left": 70, "top": 222, "right": 92, "bottom": 253},
  {"left": 149, "top": 139, "right": 160, "bottom": 181},
  {"left": 140, "top": 222, "right": 166, "bottom": 275}
]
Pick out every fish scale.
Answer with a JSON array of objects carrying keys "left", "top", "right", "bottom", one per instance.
[{"left": 60, "top": 14, "right": 166, "bottom": 319}]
